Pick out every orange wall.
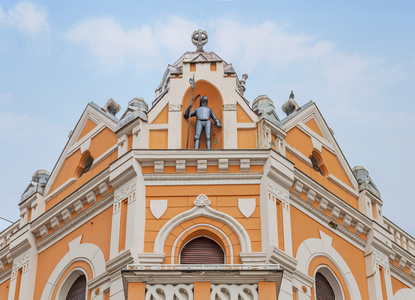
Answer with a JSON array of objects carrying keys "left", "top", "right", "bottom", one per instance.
[
  {"left": 145, "top": 184, "right": 262, "bottom": 257},
  {"left": 237, "top": 129, "right": 257, "bottom": 149},
  {"left": 152, "top": 105, "right": 168, "bottom": 124},
  {"left": 78, "top": 119, "right": 98, "bottom": 141},
  {"left": 149, "top": 130, "right": 168, "bottom": 149},
  {"left": 291, "top": 206, "right": 369, "bottom": 299},
  {"left": 391, "top": 275, "right": 410, "bottom": 294},
  {"left": 305, "top": 119, "right": 323, "bottom": 137},
  {"left": 0, "top": 278, "right": 10, "bottom": 299},
  {"left": 33, "top": 206, "right": 113, "bottom": 300}
]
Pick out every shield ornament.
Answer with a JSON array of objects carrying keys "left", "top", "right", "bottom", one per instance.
[
  {"left": 238, "top": 198, "right": 256, "bottom": 218},
  {"left": 150, "top": 200, "right": 168, "bottom": 219}
]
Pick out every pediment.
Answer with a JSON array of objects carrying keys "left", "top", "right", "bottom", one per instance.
[
  {"left": 44, "top": 102, "right": 118, "bottom": 196},
  {"left": 282, "top": 101, "right": 358, "bottom": 191}
]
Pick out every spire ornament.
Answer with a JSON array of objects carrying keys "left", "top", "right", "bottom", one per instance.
[{"left": 192, "top": 29, "right": 208, "bottom": 52}]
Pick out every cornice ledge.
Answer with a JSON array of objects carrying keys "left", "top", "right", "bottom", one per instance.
[
  {"left": 266, "top": 246, "right": 297, "bottom": 273},
  {"left": 294, "top": 170, "right": 371, "bottom": 229},
  {"left": 0, "top": 266, "right": 12, "bottom": 284},
  {"left": 106, "top": 249, "right": 135, "bottom": 276},
  {"left": 239, "top": 252, "right": 267, "bottom": 264},
  {"left": 87, "top": 270, "right": 110, "bottom": 291},
  {"left": 290, "top": 193, "right": 367, "bottom": 249},
  {"left": 390, "top": 264, "right": 415, "bottom": 287},
  {"left": 143, "top": 173, "right": 262, "bottom": 181},
  {"left": 35, "top": 193, "right": 113, "bottom": 253},
  {"left": 137, "top": 253, "right": 165, "bottom": 264}
]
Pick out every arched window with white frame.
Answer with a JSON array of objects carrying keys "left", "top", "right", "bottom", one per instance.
[
  {"left": 314, "top": 266, "right": 344, "bottom": 300},
  {"left": 57, "top": 268, "right": 88, "bottom": 300}
]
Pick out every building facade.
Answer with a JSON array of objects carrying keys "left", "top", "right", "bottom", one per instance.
[{"left": 1, "top": 30, "right": 415, "bottom": 300}]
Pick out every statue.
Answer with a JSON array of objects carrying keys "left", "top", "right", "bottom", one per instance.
[{"left": 184, "top": 95, "right": 222, "bottom": 149}]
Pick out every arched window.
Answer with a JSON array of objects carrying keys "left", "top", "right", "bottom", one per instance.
[
  {"left": 316, "top": 272, "right": 335, "bottom": 300},
  {"left": 180, "top": 236, "right": 224, "bottom": 264},
  {"left": 57, "top": 269, "right": 88, "bottom": 300},
  {"left": 310, "top": 151, "right": 327, "bottom": 176},
  {"left": 314, "top": 267, "right": 344, "bottom": 300}
]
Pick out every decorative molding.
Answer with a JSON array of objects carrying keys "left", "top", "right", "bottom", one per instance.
[
  {"left": 74, "top": 200, "right": 84, "bottom": 213},
  {"left": 86, "top": 191, "right": 96, "bottom": 205},
  {"left": 224, "top": 104, "right": 237, "bottom": 111},
  {"left": 306, "top": 189, "right": 316, "bottom": 204},
  {"left": 146, "top": 284, "right": 194, "bottom": 299},
  {"left": 343, "top": 214, "right": 352, "bottom": 228},
  {"left": 194, "top": 194, "right": 211, "bottom": 207},
  {"left": 154, "top": 161, "right": 164, "bottom": 173},
  {"left": 267, "top": 182, "right": 289, "bottom": 203},
  {"left": 238, "top": 198, "right": 256, "bottom": 218},
  {"left": 211, "top": 284, "right": 258, "bottom": 299},
  {"left": 168, "top": 104, "right": 182, "bottom": 112},
  {"left": 150, "top": 200, "right": 168, "bottom": 219},
  {"left": 175, "top": 160, "right": 186, "bottom": 172},
  {"left": 294, "top": 180, "right": 304, "bottom": 195},
  {"left": 50, "top": 217, "right": 59, "bottom": 230},
  {"left": 197, "top": 160, "right": 207, "bottom": 172},
  {"left": 331, "top": 206, "right": 341, "bottom": 220},
  {"left": 98, "top": 182, "right": 109, "bottom": 196},
  {"left": 355, "top": 222, "right": 364, "bottom": 235},
  {"left": 319, "top": 198, "right": 328, "bottom": 211},
  {"left": 372, "top": 249, "right": 389, "bottom": 270},
  {"left": 143, "top": 173, "right": 262, "bottom": 182},
  {"left": 61, "top": 208, "right": 71, "bottom": 223},
  {"left": 12, "top": 253, "right": 30, "bottom": 272},
  {"left": 114, "top": 180, "right": 136, "bottom": 203},
  {"left": 240, "top": 159, "right": 250, "bottom": 172},
  {"left": 218, "top": 158, "right": 229, "bottom": 172}
]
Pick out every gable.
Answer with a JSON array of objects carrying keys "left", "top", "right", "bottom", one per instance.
[
  {"left": 282, "top": 102, "right": 358, "bottom": 202},
  {"left": 44, "top": 103, "right": 118, "bottom": 198},
  {"left": 151, "top": 104, "right": 168, "bottom": 124}
]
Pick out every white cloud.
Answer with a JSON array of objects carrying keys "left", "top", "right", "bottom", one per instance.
[
  {"left": 65, "top": 16, "right": 198, "bottom": 73},
  {"left": 0, "top": 2, "right": 49, "bottom": 36}
]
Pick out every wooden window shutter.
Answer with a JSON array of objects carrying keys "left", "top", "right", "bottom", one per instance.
[
  {"left": 315, "top": 272, "right": 335, "bottom": 300},
  {"left": 180, "top": 237, "right": 224, "bottom": 264},
  {"left": 66, "top": 275, "right": 86, "bottom": 300}
]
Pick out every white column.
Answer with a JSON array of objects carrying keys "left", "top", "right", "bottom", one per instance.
[
  {"left": 260, "top": 175, "right": 278, "bottom": 250},
  {"left": 168, "top": 108, "right": 182, "bottom": 149},
  {"left": 223, "top": 108, "right": 237, "bottom": 149},
  {"left": 109, "top": 201, "right": 122, "bottom": 259},
  {"left": 282, "top": 202, "right": 293, "bottom": 256}
]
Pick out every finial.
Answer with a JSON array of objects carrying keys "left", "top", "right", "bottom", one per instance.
[
  {"left": 192, "top": 29, "right": 208, "bottom": 52},
  {"left": 290, "top": 90, "right": 295, "bottom": 99}
]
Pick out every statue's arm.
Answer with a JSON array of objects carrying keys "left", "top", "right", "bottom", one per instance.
[
  {"left": 210, "top": 110, "right": 222, "bottom": 128},
  {"left": 183, "top": 95, "right": 201, "bottom": 119}
]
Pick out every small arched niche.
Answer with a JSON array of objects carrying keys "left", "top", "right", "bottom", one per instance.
[
  {"left": 180, "top": 236, "right": 225, "bottom": 264},
  {"left": 181, "top": 80, "right": 224, "bottom": 149},
  {"left": 75, "top": 151, "right": 94, "bottom": 178},
  {"left": 310, "top": 151, "right": 327, "bottom": 177}
]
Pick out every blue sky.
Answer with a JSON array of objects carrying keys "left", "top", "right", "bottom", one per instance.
[{"left": 1, "top": 1, "right": 414, "bottom": 238}]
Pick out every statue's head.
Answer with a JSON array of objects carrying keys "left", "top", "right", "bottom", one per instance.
[{"left": 200, "top": 96, "right": 208, "bottom": 106}]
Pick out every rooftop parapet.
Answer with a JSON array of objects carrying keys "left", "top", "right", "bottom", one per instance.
[{"left": 20, "top": 169, "right": 50, "bottom": 202}]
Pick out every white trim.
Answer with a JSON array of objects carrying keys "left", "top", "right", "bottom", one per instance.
[
  {"left": 393, "top": 288, "right": 415, "bottom": 300},
  {"left": 296, "top": 230, "right": 362, "bottom": 300},
  {"left": 171, "top": 223, "right": 233, "bottom": 264},
  {"left": 56, "top": 268, "right": 88, "bottom": 300},
  {"left": 236, "top": 123, "right": 257, "bottom": 129},
  {"left": 314, "top": 266, "right": 345, "bottom": 300},
  {"left": 40, "top": 235, "right": 106, "bottom": 300},
  {"left": 153, "top": 199, "right": 252, "bottom": 254}
]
